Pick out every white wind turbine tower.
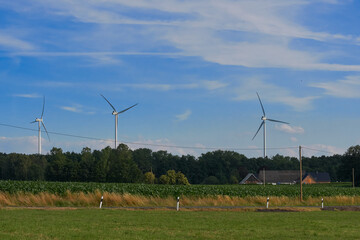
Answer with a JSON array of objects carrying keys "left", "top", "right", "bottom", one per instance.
[
  {"left": 252, "top": 92, "right": 289, "bottom": 158},
  {"left": 31, "top": 96, "right": 50, "bottom": 154},
  {"left": 101, "top": 94, "right": 138, "bottom": 149}
]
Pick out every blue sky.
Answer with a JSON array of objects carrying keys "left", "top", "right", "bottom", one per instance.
[{"left": 1, "top": 0, "right": 360, "bottom": 157}]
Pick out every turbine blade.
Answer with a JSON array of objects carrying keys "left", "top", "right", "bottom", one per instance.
[
  {"left": 30, "top": 121, "right": 36, "bottom": 123},
  {"left": 100, "top": 94, "right": 117, "bottom": 112},
  {"left": 252, "top": 121, "right": 264, "bottom": 140},
  {"left": 256, "top": 92, "right": 266, "bottom": 116},
  {"left": 41, "top": 121, "right": 50, "bottom": 141},
  {"left": 41, "top": 96, "right": 45, "bottom": 118},
  {"left": 267, "top": 118, "right": 289, "bottom": 124},
  {"left": 118, "top": 103, "right": 138, "bottom": 114}
]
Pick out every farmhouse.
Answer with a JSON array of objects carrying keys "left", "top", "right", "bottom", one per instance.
[
  {"left": 239, "top": 173, "right": 262, "bottom": 184},
  {"left": 240, "top": 170, "right": 332, "bottom": 185},
  {"left": 302, "top": 172, "right": 331, "bottom": 184},
  {"left": 257, "top": 170, "right": 303, "bottom": 184}
]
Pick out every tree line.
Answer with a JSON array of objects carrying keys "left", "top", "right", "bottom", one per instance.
[{"left": 0, "top": 144, "right": 359, "bottom": 185}]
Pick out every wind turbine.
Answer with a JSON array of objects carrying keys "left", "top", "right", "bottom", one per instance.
[
  {"left": 101, "top": 94, "right": 138, "bottom": 149},
  {"left": 252, "top": 92, "right": 289, "bottom": 158},
  {"left": 31, "top": 96, "right": 50, "bottom": 155}
]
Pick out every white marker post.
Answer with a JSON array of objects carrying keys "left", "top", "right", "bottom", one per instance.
[
  {"left": 99, "top": 196, "right": 103, "bottom": 208},
  {"left": 321, "top": 198, "right": 324, "bottom": 209},
  {"left": 176, "top": 197, "right": 180, "bottom": 211},
  {"left": 266, "top": 197, "right": 269, "bottom": 209}
]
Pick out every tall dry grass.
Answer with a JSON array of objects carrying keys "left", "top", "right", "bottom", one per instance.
[{"left": 1, "top": 192, "right": 360, "bottom": 207}]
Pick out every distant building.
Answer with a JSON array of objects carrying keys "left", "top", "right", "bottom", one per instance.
[
  {"left": 258, "top": 170, "right": 303, "bottom": 185},
  {"left": 302, "top": 172, "right": 331, "bottom": 184},
  {"left": 240, "top": 170, "right": 331, "bottom": 185},
  {"left": 239, "top": 173, "right": 262, "bottom": 184}
]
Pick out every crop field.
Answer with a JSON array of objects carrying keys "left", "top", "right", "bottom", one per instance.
[
  {"left": 0, "top": 180, "right": 359, "bottom": 197},
  {"left": 0, "top": 208, "right": 360, "bottom": 239},
  {"left": 2, "top": 181, "right": 360, "bottom": 207}
]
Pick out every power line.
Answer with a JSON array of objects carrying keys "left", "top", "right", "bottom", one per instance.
[
  {"left": 0, "top": 122, "right": 332, "bottom": 153},
  {"left": 302, "top": 146, "right": 336, "bottom": 155},
  {"left": 0, "top": 123, "right": 106, "bottom": 141}
]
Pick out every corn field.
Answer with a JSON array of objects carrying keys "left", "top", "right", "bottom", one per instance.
[{"left": 0, "top": 180, "right": 359, "bottom": 198}]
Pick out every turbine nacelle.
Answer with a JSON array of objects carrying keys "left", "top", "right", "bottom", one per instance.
[
  {"left": 261, "top": 116, "right": 266, "bottom": 121},
  {"left": 35, "top": 118, "right": 42, "bottom": 122},
  {"left": 112, "top": 111, "right": 118, "bottom": 115}
]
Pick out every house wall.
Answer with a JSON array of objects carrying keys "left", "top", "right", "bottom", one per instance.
[
  {"left": 303, "top": 175, "right": 315, "bottom": 184},
  {"left": 245, "top": 180, "right": 261, "bottom": 184}
]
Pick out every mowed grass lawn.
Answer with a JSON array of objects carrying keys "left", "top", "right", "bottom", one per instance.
[{"left": 0, "top": 209, "right": 359, "bottom": 240}]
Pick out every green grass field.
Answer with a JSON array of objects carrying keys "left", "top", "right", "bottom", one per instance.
[{"left": 0, "top": 208, "right": 359, "bottom": 239}]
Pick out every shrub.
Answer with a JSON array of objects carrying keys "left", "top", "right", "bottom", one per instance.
[
  {"left": 144, "top": 172, "right": 155, "bottom": 184},
  {"left": 176, "top": 172, "right": 190, "bottom": 185},
  {"left": 159, "top": 175, "right": 169, "bottom": 184}
]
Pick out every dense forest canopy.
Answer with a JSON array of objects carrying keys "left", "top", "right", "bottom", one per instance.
[{"left": 0, "top": 144, "right": 359, "bottom": 185}]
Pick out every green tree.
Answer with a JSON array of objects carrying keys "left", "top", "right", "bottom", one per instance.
[
  {"left": 28, "top": 154, "right": 47, "bottom": 180},
  {"left": 10, "top": 154, "right": 31, "bottom": 180},
  {"left": 79, "top": 147, "right": 95, "bottom": 181},
  {"left": 92, "top": 147, "right": 111, "bottom": 182},
  {"left": 157, "top": 170, "right": 190, "bottom": 185},
  {"left": 151, "top": 151, "right": 176, "bottom": 176},
  {"left": 159, "top": 174, "right": 169, "bottom": 184},
  {"left": 107, "top": 144, "right": 143, "bottom": 183},
  {"left": 133, "top": 148, "right": 153, "bottom": 173},
  {"left": 176, "top": 171, "right": 190, "bottom": 185},
  {"left": 144, "top": 171, "right": 156, "bottom": 184},
  {"left": 339, "top": 145, "right": 360, "bottom": 185},
  {"left": 202, "top": 176, "right": 219, "bottom": 185},
  {"left": 46, "top": 147, "right": 67, "bottom": 181},
  {"left": 230, "top": 176, "right": 238, "bottom": 184},
  {"left": 166, "top": 170, "right": 177, "bottom": 184}
]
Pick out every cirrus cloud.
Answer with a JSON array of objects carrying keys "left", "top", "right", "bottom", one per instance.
[
  {"left": 276, "top": 124, "right": 305, "bottom": 134},
  {"left": 175, "top": 110, "right": 192, "bottom": 121}
]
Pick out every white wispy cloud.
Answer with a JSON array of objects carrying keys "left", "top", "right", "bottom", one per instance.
[
  {"left": 37, "top": 0, "right": 348, "bottom": 42},
  {"left": 310, "top": 75, "right": 360, "bottom": 98},
  {"left": 125, "top": 83, "right": 198, "bottom": 91},
  {"left": 202, "top": 80, "right": 228, "bottom": 90},
  {"left": 276, "top": 124, "right": 305, "bottom": 134},
  {"left": 5, "top": 0, "right": 360, "bottom": 71},
  {"left": 37, "top": 81, "right": 77, "bottom": 88},
  {"left": 264, "top": 143, "right": 344, "bottom": 158},
  {"left": 123, "top": 80, "right": 227, "bottom": 92},
  {"left": 175, "top": 110, "right": 192, "bottom": 121},
  {"left": 302, "top": 144, "right": 344, "bottom": 156},
  {"left": 124, "top": 137, "right": 202, "bottom": 156},
  {"left": 60, "top": 104, "right": 95, "bottom": 114},
  {"left": 58, "top": 139, "right": 114, "bottom": 152},
  {"left": 13, "top": 93, "right": 41, "bottom": 98},
  {"left": 9, "top": 51, "right": 182, "bottom": 57},
  {"left": 0, "top": 136, "right": 46, "bottom": 154},
  {"left": 61, "top": 106, "right": 81, "bottom": 113},
  {"left": 233, "top": 77, "right": 318, "bottom": 111},
  {"left": 0, "top": 32, "right": 34, "bottom": 50}
]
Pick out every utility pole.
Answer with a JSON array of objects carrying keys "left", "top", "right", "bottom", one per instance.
[
  {"left": 353, "top": 168, "right": 355, "bottom": 188},
  {"left": 299, "top": 145, "right": 303, "bottom": 202},
  {"left": 263, "top": 168, "right": 266, "bottom": 186}
]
